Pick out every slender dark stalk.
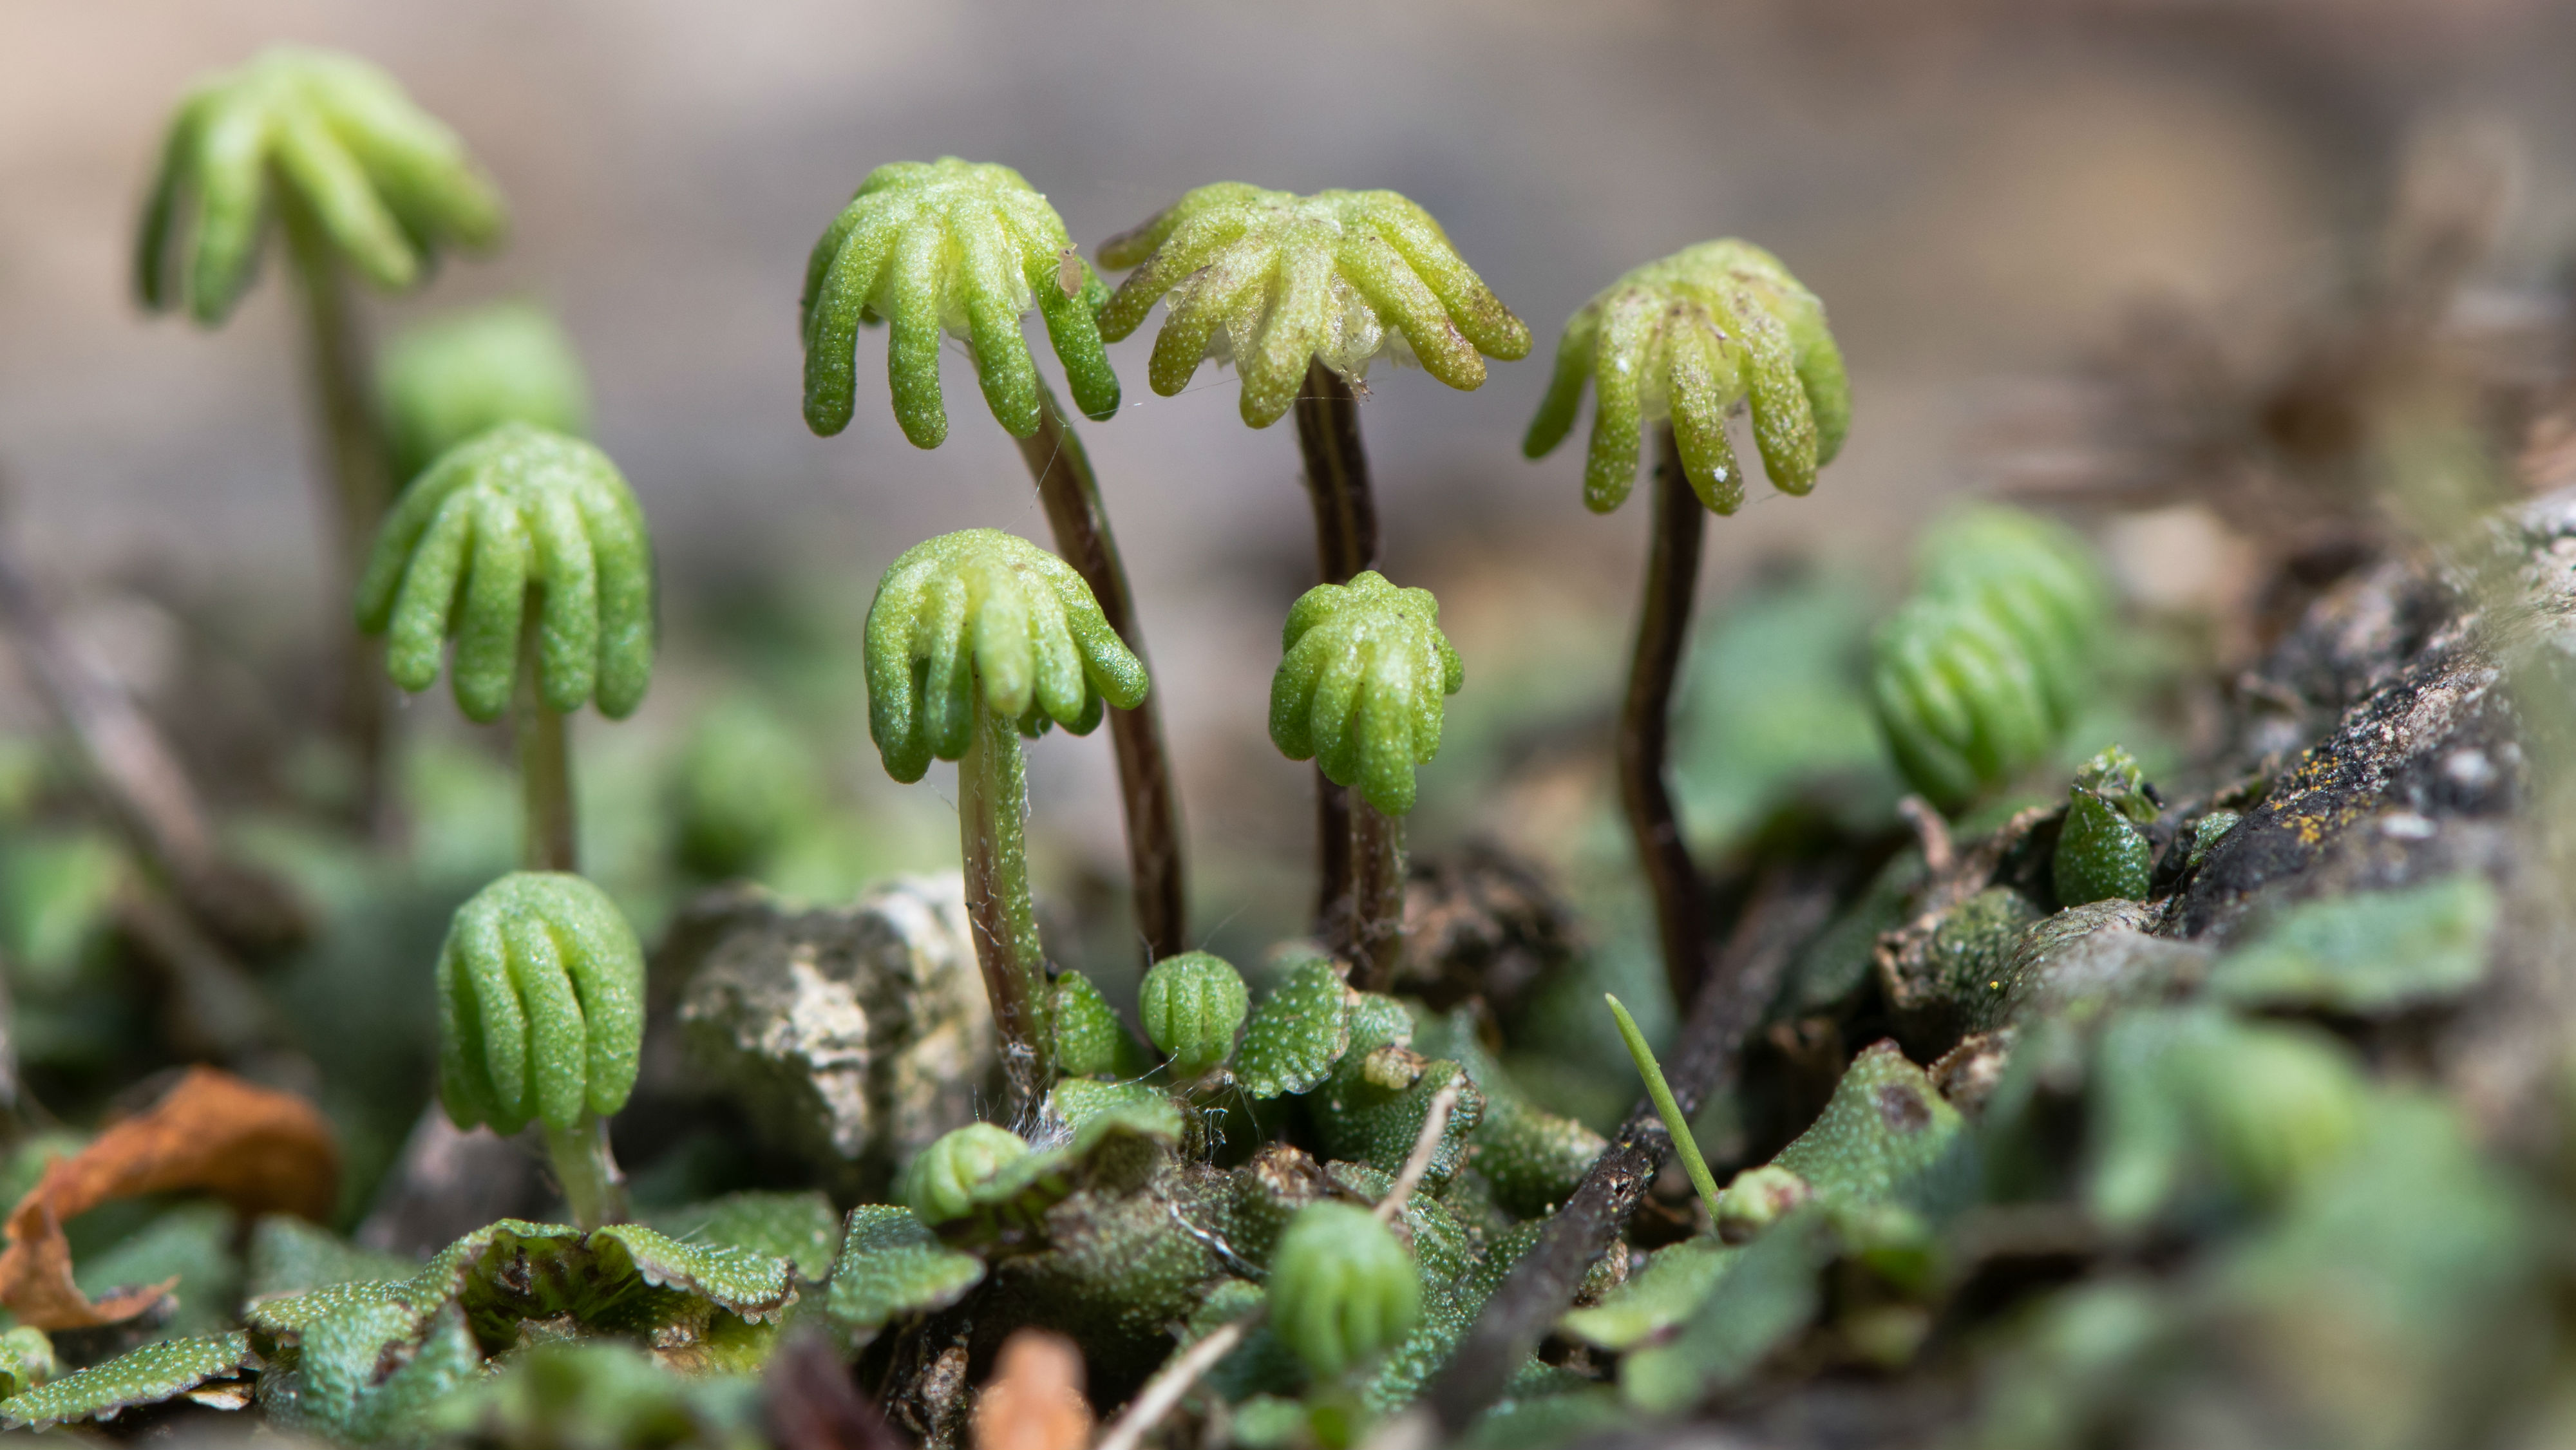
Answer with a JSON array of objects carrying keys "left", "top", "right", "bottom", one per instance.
[
  {"left": 1293, "top": 359, "right": 1379, "bottom": 942},
  {"left": 1622, "top": 425, "right": 1709, "bottom": 1009},
  {"left": 1423, "top": 866, "right": 1839, "bottom": 1433},
  {"left": 1016, "top": 379, "right": 1188, "bottom": 965},
  {"left": 960, "top": 696, "right": 1054, "bottom": 1118},
  {"left": 513, "top": 611, "right": 578, "bottom": 874},
  {"left": 280, "top": 194, "right": 397, "bottom": 841},
  {"left": 1343, "top": 800, "right": 1407, "bottom": 992}
]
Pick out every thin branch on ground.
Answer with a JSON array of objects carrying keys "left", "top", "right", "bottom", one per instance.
[
  {"left": 1421, "top": 863, "right": 1846, "bottom": 1433},
  {"left": 1379, "top": 1080, "right": 1461, "bottom": 1223}
]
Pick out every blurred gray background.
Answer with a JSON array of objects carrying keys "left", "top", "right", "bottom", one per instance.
[{"left": 5, "top": 0, "right": 2573, "bottom": 961}]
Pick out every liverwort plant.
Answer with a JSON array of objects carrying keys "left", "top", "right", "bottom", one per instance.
[
  {"left": 435, "top": 872, "right": 644, "bottom": 1229},
  {"left": 1139, "top": 950, "right": 1249, "bottom": 1080},
  {"left": 379, "top": 301, "right": 592, "bottom": 487},
  {"left": 1269, "top": 571, "right": 1463, "bottom": 987},
  {"left": 1268, "top": 1200, "right": 1422, "bottom": 1384},
  {"left": 136, "top": 46, "right": 506, "bottom": 825},
  {"left": 800, "top": 158, "right": 1190, "bottom": 966},
  {"left": 1525, "top": 241, "right": 1851, "bottom": 1006},
  {"left": 901, "top": 1123, "right": 1032, "bottom": 1227},
  {"left": 864, "top": 529, "right": 1150, "bottom": 1116},
  {"left": 1870, "top": 506, "right": 2113, "bottom": 813},
  {"left": 1095, "top": 184, "right": 1525, "bottom": 936},
  {"left": 354, "top": 424, "right": 655, "bottom": 872}
]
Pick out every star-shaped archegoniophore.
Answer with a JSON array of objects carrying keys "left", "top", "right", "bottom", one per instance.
[
  {"left": 1095, "top": 184, "right": 1531, "bottom": 428},
  {"left": 137, "top": 46, "right": 505, "bottom": 324},
  {"left": 435, "top": 871, "right": 644, "bottom": 1138},
  {"left": 354, "top": 423, "right": 654, "bottom": 725},
  {"left": 864, "top": 529, "right": 1150, "bottom": 783},
  {"left": 1270, "top": 571, "right": 1463, "bottom": 816},
  {"left": 801, "top": 158, "right": 1121, "bottom": 447},
  {"left": 1524, "top": 240, "right": 1852, "bottom": 515}
]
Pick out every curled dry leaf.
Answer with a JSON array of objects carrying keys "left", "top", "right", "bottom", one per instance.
[
  {"left": 970, "top": 1330, "right": 1091, "bottom": 1450},
  {"left": 0, "top": 1067, "right": 339, "bottom": 1330}
]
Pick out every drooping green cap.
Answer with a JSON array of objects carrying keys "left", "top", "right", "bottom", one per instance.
[
  {"left": 1267, "top": 1200, "right": 1421, "bottom": 1380},
  {"left": 863, "top": 529, "right": 1148, "bottom": 783},
  {"left": 800, "top": 158, "right": 1121, "bottom": 447},
  {"left": 1524, "top": 240, "right": 1850, "bottom": 514},
  {"left": 379, "top": 301, "right": 592, "bottom": 485},
  {"left": 1869, "top": 506, "right": 2109, "bottom": 811},
  {"left": 900, "top": 1124, "right": 1030, "bottom": 1227},
  {"left": 1918, "top": 506, "right": 2113, "bottom": 730},
  {"left": 1139, "top": 952, "right": 1249, "bottom": 1075},
  {"left": 137, "top": 45, "right": 505, "bottom": 324},
  {"left": 435, "top": 872, "right": 644, "bottom": 1136},
  {"left": 1269, "top": 571, "right": 1463, "bottom": 816},
  {"left": 355, "top": 423, "right": 654, "bottom": 724},
  {"left": 1095, "top": 184, "right": 1530, "bottom": 428}
]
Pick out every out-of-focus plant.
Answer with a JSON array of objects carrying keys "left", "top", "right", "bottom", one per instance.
[
  {"left": 1268, "top": 1200, "right": 1422, "bottom": 1382},
  {"left": 1269, "top": 571, "right": 1463, "bottom": 984},
  {"left": 800, "top": 157, "right": 1188, "bottom": 966},
  {"left": 1097, "top": 183, "right": 1524, "bottom": 948},
  {"left": 378, "top": 300, "right": 591, "bottom": 486},
  {"left": 1870, "top": 506, "right": 2112, "bottom": 814},
  {"left": 863, "top": 529, "right": 1148, "bottom": 1114},
  {"left": 668, "top": 695, "right": 823, "bottom": 882},
  {"left": 1525, "top": 240, "right": 1850, "bottom": 1007},
  {"left": 433, "top": 872, "right": 643, "bottom": 1228},
  {"left": 354, "top": 423, "right": 654, "bottom": 871},
  {"left": 135, "top": 46, "right": 506, "bottom": 824}
]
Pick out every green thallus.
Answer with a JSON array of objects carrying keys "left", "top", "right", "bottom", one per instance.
[
  {"left": 1097, "top": 183, "right": 1524, "bottom": 942},
  {"left": 435, "top": 872, "right": 644, "bottom": 1229},
  {"left": 864, "top": 529, "right": 1148, "bottom": 1114},
  {"left": 355, "top": 422, "right": 654, "bottom": 872},
  {"left": 1269, "top": 571, "right": 1463, "bottom": 987},
  {"left": 1526, "top": 241, "right": 1851, "bottom": 1009},
  {"left": 800, "top": 157, "right": 1188, "bottom": 965},
  {"left": 2054, "top": 745, "right": 2159, "bottom": 907},
  {"left": 137, "top": 44, "right": 506, "bottom": 828}
]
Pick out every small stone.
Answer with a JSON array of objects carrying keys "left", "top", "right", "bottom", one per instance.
[{"left": 669, "top": 875, "right": 994, "bottom": 1199}]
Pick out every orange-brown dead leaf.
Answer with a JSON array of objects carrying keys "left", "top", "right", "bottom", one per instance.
[
  {"left": 971, "top": 1330, "right": 1092, "bottom": 1450},
  {"left": 0, "top": 1066, "right": 338, "bottom": 1329}
]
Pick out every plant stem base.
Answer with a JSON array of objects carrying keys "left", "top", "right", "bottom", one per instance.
[
  {"left": 961, "top": 697, "right": 1053, "bottom": 1118},
  {"left": 543, "top": 1112, "right": 629, "bottom": 1230},
  {"left": 1337, "top": 799, "right": 1407, "bottom": 992}
]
